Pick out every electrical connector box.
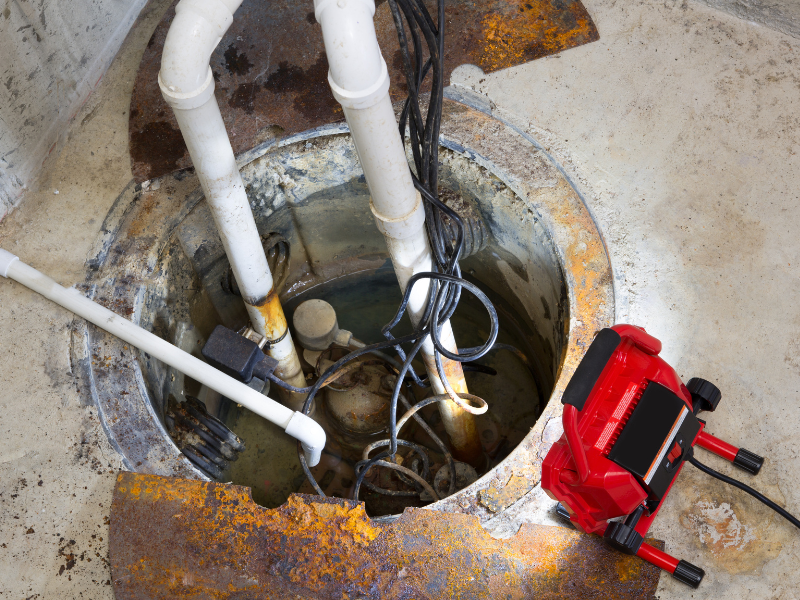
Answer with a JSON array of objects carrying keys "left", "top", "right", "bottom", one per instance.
[{"left": 202, "top": 325, "right": 264, "bottom": 383}]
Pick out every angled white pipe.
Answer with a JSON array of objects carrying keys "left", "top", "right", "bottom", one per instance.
[
  {"left": 0, "top": 250, "right": 325, "bottom": 467},
  {"left": 158, "top": 0, "right": 307, "bottom": 404},
  {"left": 315, "top": 0, "right": 482, "bottom": 465}
]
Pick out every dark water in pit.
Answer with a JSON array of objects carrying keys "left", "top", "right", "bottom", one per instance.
[{"left": 221, "top": 265, "right": 543, "bottom": 516}]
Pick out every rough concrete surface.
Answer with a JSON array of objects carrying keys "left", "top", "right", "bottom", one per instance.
[
  {"left": 1, "top": 0, "right": 800, "bottom": 597},
  {"left": 452, "top": 0, "right": 800, "bottom": 596},
  {"left": 0, "top": 1, "right": 172, "bottom": 597},
  {"left": 0, "top": 0, "right": 148, "bottom": 213},
  {"left": 695, "top": 0, "right": 800, "bottom": 41}
]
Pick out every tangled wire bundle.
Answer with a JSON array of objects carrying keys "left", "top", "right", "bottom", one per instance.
[{"left": 288, "top": 0, "right": 501, "bottom": 503}]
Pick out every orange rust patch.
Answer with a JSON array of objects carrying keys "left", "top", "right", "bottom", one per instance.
[
  {"left": 478, "top": 473, "right": 535, "bottom": 512},
  {"left": 131, "top": 0, "right": 598, "bottom": 182},
  {"left": 253, "top": 291, "right": 288, "bottom": 340},
  {"left": 110, "top": 473, "right": 663, "bottom": 599},
  {"left": 476, "top": 0, "right": 599, "bottom": 73},
  {"left": 126, "top": 192, "right": 159, "bottom": 238}
]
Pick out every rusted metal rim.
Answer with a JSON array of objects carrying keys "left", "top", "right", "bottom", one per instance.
[
  {"left": 78, "top": 94, "right": 613, "bottom": 523},
  {"left": 109, "top": 472, "right": 661, "bottom": 599}
]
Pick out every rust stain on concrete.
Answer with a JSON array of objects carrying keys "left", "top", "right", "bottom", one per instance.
[
  {"left": 478, "top": 473, "right": 535, "bottom": 512},
  {"left": 677, "top": 469, "right": 792, "bottom": 574}
]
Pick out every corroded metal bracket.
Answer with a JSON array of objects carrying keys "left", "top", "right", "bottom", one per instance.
[{"left": 110, "top": 472, "right": 662, "bottom": 599}]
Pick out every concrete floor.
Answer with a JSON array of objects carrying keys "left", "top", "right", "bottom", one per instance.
[{"left": 2, "top": 0, "right": 800, "bottom": 597}]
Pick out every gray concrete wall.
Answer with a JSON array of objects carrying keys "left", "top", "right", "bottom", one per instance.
[
  {"left": 0, "top": 0, "right": 148, "bottom": 220},
  {"left": 695, "top": 0, "right": 800, "bottom": 39}
]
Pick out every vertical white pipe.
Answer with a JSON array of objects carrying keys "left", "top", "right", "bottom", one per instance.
[
  {"left": 315, "top": 0, "right": 482, "bottom": 464},
  {"left": 158, "top": 0, "right": 306, "bottom": 405}
]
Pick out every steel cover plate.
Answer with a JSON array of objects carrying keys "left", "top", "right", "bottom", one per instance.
[{"left": 110, "top": 471, "right": 662, "bottom": 599}]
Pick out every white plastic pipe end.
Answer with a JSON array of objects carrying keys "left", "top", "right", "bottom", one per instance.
[
  {"left": 285, "top": 412, "right": 326, "bottom": 467},
  {"left": 0, "top": 249, "right": 19, "bottom": 278}
]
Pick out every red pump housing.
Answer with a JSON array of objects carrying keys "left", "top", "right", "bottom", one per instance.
[
  {"left": 541, "top": 324, "right": 762, "bottom": 588},
  {"left": 542, "top": 324, "right": 696, "bottom": 534}
]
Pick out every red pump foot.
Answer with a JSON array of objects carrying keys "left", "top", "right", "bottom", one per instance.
[
  {"left": 696, "top": 431, "right": 764, "bottom": 475},
  {"left": 637, "top": 542, "right": 705, "bottom": 588}
]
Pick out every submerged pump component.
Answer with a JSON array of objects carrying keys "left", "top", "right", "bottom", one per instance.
[
  {"left": 292, "top": 299, "right": 353, "bottom": 351},
  {"left": 542, "top": 324, "right": 798, "bottom": 587},
  {"left": 292, "top": 299, "right": 393, "bottom": 441},
  {"left": 166, "top": 395, "right": 245, "bottom": 479},
  {"left": 289, "top": 298, "right": 469, "bottom": 506},
  {"left": 0, "top": 249, "right": 326, "bottom": 467}
]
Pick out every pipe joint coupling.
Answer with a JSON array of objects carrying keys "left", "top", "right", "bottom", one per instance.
[
  {"left": 370, "top": 191, "right": 425, "bottom": 240},
  {"left": 158, "top": 66, "right": 215, "bottom": 110},
  {"left": 328, "top": 58, "right": 389, "bottom": 110},
  {"left": 0, "top": 249, "right": 19, "bottom": 278}
]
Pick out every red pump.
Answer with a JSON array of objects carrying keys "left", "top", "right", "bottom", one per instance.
[{"left": 542, "top": 325, "right": 765, "bottom": 588}]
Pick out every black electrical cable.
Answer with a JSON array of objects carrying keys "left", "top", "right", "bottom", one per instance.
[
  {"left": 357, "top": 438, "right": 432, "bottom": 498},
  {"left": 462, "top": 363, "right": 497, "bottom": 376},
  {"left": 689, "top": 456, "right": 800, "bottom": 530},
  {"left": 298, "top": 0, "right": 503, "bottom": 504},
  {"left": 264, "top": 372, "right": 313, "bottom": 394},
  {"left": 357, "top": 388, "right": 462, "bottom": 499}
]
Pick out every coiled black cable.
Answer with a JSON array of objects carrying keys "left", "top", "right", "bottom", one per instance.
[
  {"left": 264, "top": 372, "right": 313, "bottom": 394},
  {"left": 689, "top": 456, "right": 800, "bottom": 530},
  {"left": 298, "top": 0, "right": 502, "bottom": 504}
]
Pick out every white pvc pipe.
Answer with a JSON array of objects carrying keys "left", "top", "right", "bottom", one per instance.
[
  {"left": 314, "top": 0, "right": 456, "bottom": 369},
  {"left": 0, "top": 249, "right": 325, "bottom": 467},
  {"left": 158, "top": 0, "right": 306, "bottom": 398},
  {"left": 315, "top": 0, "right": 482, "bottom": 463}
]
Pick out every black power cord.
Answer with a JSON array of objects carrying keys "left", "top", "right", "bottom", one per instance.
[
  {"left": 297, "top": 0, "right": 504, "bottom": 503},
  {"left": 689, "top": 456, "right": 800, "bottom": 530}
]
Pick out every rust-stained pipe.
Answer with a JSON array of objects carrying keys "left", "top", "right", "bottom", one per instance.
[{"left": 157, "top": 0, "right": 307, "bottom": 407}]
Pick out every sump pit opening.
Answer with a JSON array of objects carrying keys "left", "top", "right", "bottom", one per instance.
[{"left": 136, "top": 130, "right": 568, "bottom": 516}]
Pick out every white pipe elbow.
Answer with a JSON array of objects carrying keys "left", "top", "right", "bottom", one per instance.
[
  {"left": 159, "top": 0, "right": 243, "bottom": 108},
  {"left": 285, "top": 412, "right": 327, "bottom": 467},
  {"left": 314, "top": 0, "right": 389, "bottom": 109},
  {"left": 0, "top": 249, "right": 326, "bottom": 467}
]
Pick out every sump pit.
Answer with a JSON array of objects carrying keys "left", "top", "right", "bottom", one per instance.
[{"left": 80, "top": 98, "right": 613, "bottom": 520}]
